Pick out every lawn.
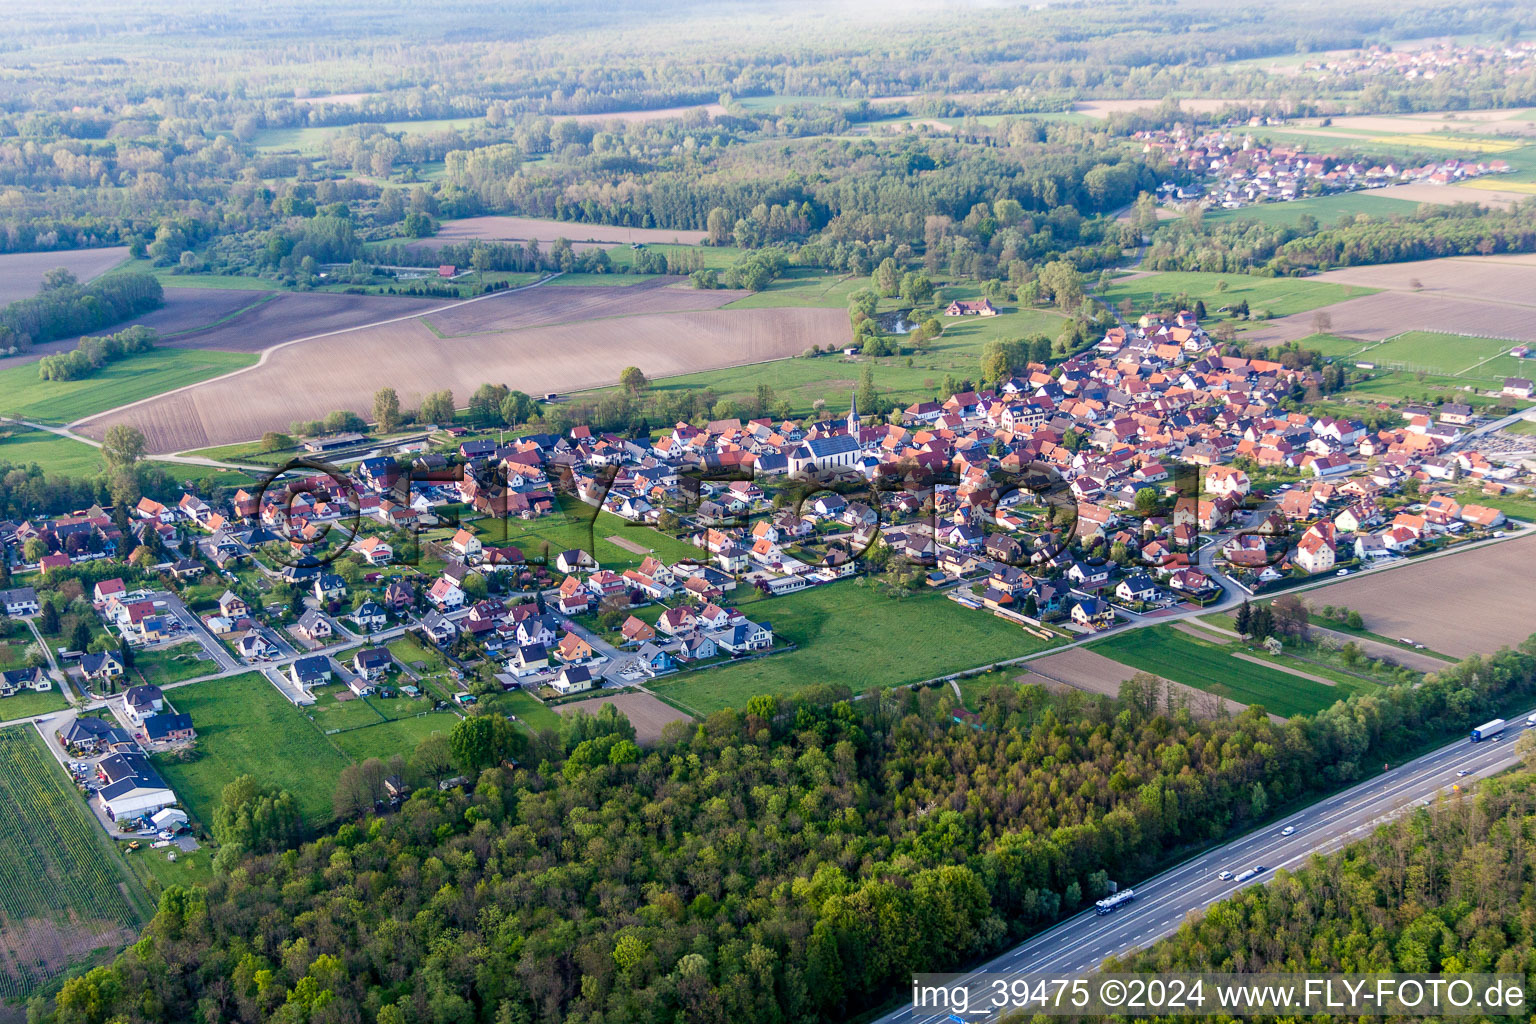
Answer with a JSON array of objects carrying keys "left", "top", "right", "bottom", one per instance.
[
  {"left": 0, "top": 686, "right": 69, "bottom": 720},
  {"left": 607, "top": 243, "right": 747, "bottom": 272},
  {"left": 330, "top": 711, "right": 456, "bottom": 761},
  {"left": 128, "top": 643, "right": 219, "bottom": 688},
  {"left": 1364, "top": 331, "right": 1514, "bottom": 380},
  {"left": 650, "top": 581, "right": 1062, "bottom": 716},
  {"left": 0, "top": 347, "right": 256, "bottom": 424},
  {"left": 0, "top": 426, "right": 104, "bottom": 476},
  {"left": 152, "top": 672, "right": 351, "bottom": 827},
  {"left": 306, "top": 687, "right": 387, "bottom": 732},
  {"left": 484, "top": 688, "right": 562, "bottom": 732},
  {"left": 1205, "top": 192, "right": 1422, "bottom": 228},
  {"left": 1088, "top": 624, "right": 1352, "bottom": 718},
  {"left": 252, "top": 116, "right": 483, "bottom": 153},
  {"left": 723, "top": 268, "right": 871, "bottom": 309},
  {"left": 0, "top": 727, "right": 150, "bottom": 1004},
  {"left": 1099, "top": 271, "right": 1375, "bottom": 322},
  {"left": 0, "top": 619, "right": 33, "bottom": 670},
  {"left": 123, "top": 842, "right": 214, "bottom": 896}
]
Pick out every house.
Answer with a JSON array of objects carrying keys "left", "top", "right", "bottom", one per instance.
[
  {"left": 449, "top": 529, "right": 482, "bottom": 560},
  {"left": 556, "top": 631, "right": 595, "bottom": 662},
  {"left": 217, "top": 590, "right": 248, "bottom": 619},
  {"left": 634, "top": 642, "right": 678, "bottom": 675},
  {"left": 0, "top": 667, "right": 50, "bottom": 698},
  {"left": 350, "top": 600, "right": 388, "bottom": 632},
  {"left": 79, "top": 650, "right": 125, "bottom": 683},
  {"left": 93, "top": 578, "right": 127, "bottom": 607},
  {"left": 290, "top": 655, "right": 333, "bottom": 689},
  {"left": 945, "top": 298, "right": 997, "bottom": 317},
  {"left": 711, "top": 620, "right": 774, "bottom": 654},
  {"left": 620, "top": 615, "right": 655, "bottom": 645},
  {"left": 1114, "top": 575, "right": 1160, "bottom": 604},
  {"left": 143, "top": 713, "right": 195, "bottom": 744},
  {"left": 1438, "top": 402, "right": 1475, "bottom": 426},
  {"left": 355, "top": 536, "right": 393, "bottom": 566},
  {"left": 294, "top": 609, "right": 333, "bottom": 641},
  {"left": 420, "top": 610, "right": 458, "bottom": 645},
  {"left": 171, "top": 557, "right": 205, "bottom": 580},
  {"left": 1204, "top": 464, "right": 1250, "bottom": 498},
  {"left": 1460, "top": 503, "right": 1506, "bottom": 529},
  {"left": 0, "top": 587, "right": 40, "bottom": 617},
  {"left": 556, "top": 550, "right": 597, "bottom": 574},
  {"left": 656, "top": 606, "right": 697, "bottom": 635},
  {"left": 681, "top": 635, "right": 715, "bottom": 660},
  {"left": 58, "top": 715, "right": 132, "bottom": 753},
  {"left": 428, "top": 577, "right": 465, "bottom": 610},
  {"left": 383, "top": 579, "right": 415, "bottom": 610},
  {"left": 551, "top": 665, "right": 595, "bottom": 695},
  {"left": 1295, "top": 522, "right": 1337, "bottom": 574},
  {"left": 1070, "top": 597, "right": 1116, "bottom": 629},
  {"left": 352, "top": 647, "right": 393, "bottom": 684},
  {"left": 1501, "top": 377, "right": 1533, "bottom": 399},
  {"left": 235, "top": 632, "right": 275, "bottom": 661},
  {"left": 123, "top": 684, "right": 164, "bottom": 724},
  {"left": 313, "top": 573, "right": 347, "bottom": 603},
  {"left": 507, "top": 643, "right": 549, "bottom": 677}
]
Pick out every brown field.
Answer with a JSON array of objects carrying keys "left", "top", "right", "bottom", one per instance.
[
  {"left": 75, "top": 303, "right": 849, "bottom": 452},
  {"left": 425, "top": 278, "right": 744, "bottom": 335},
  {"left": 1242, "top": 291, "right": 1536, "bottom": 348},
  {"left": 426, "top": 216, "right": 708, "bottom": 247},
  {"left": 554, "top": 691, "right": 692, "bottom": 745},
  {"left": 1312, "top": 256, "right": 1536, "bottom": 306},
  {"left": 0, "top": 247, "right": 128, "bottom": 305},
  {"left": 1306, "top": 625, "right": 1454, "bottom": 674},
  {"left": 1322, "top": 109, "right": 1536, "bottom": 138},
  {"left": 152, "top": 291, "right": 445, "bottom": 353},
  {"left": 1303, "top": 534, "right": 1536, "bottom": 659},
  {"left": 1017, "top": 646, "right": 1258, "bottom": 719},
  {"left": 563, "top": 103, "right": 725, "bottom": 125}
]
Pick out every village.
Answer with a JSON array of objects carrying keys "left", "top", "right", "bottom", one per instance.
[{"left": 0, "top": 299, "right": 1532, "bottom": 846}]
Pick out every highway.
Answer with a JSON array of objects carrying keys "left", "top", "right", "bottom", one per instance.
[{"left": 877, "top": 709, "right": 1536, "bottom": 1024}]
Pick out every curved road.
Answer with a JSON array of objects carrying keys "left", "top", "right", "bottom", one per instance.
[{"left": 877, "top": 710, "right": 1536, "bottom": 1023}]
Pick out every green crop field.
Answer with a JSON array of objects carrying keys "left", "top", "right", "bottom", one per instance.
[
  {"left": 0, "top": 426, "right": 104, "bottom": 476},
  {"left": 1364, "top": 331, "right": 1514, "bottom": 379},
  {"left": 651, "top": 582, "right": 1062, "bottom": 716},
  {"left": 252, "top": 116, "right": 483, "bottom": 153},
  {"left": 0, "top": 727, "right": 151, "bottom": 1003},
  {"left": 723, "top": 268, "right": 871, "bottom": 308},
  {"left": 1099, "top": 271, "right": 1375, "bottom": 322},
  {"left": 1088, "top": 624, "right": 1361, "bottom": 717},
  {"left": 152, "top": 672, "right": 351, "bottom": 827},
  {"left": 1205, "top": 192, "right": 1422, "bottom": 228},
  {"left": 0, "top": 347, "right": 256, "bottom": 424}
]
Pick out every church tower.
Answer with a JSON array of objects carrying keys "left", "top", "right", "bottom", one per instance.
[{"left": 847, "top": 388, "right": 860, "bottom": 436}]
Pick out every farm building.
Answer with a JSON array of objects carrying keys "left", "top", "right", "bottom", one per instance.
[{"left": 96, "top": 751, "right": 177, "bottom": 820}]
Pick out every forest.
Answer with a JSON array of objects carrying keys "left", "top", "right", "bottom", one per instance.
[{"left": 36, "top": 634, "right": 1536, "bottom": 1024}]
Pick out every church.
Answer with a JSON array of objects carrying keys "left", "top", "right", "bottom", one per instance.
[{"left": 786, "top": 390, "right": 862, "bottom": 477}]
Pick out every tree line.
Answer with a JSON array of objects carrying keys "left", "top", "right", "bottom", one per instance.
[{"left": 0, "top": 270, "right": 161, "bottom": 354}]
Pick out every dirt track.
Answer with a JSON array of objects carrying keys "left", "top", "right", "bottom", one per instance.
[
  {"left": 1303, "top": 534, "right": 1536, "bottom": 659},
  {"left": 75, "top": 305, "right": 849, "bottom": 452},
  {"left": 0, "top": 247, "right": 128, "bottom": 305},
  {"left": 554, "top": 691, "right": 691, "bottom": 745}
]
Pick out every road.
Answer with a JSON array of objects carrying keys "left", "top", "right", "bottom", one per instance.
[{"left": 879, "top": 709, "right": 1536, "bottom": 1024}]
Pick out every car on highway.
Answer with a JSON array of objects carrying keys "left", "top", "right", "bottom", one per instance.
[
  {"left": 1281, "top": 825, "right": 1296, "bottom": 836},
  {"left": 1526, "top": 714, "right": 1536, "bottom": 727},
  {"left": 1218, "top": 870, "right": 1233, "bottom": 881},
  {"left": 1457, "top": 769, "right": 1471, "bottom": 777}
]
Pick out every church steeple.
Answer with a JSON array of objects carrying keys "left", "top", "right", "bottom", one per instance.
[{"left": 847, "top": 388, "right": 860, "bottom": 436}]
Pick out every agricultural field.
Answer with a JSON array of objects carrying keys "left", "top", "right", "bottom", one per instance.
[
  {"left": 0, "top": 247, "right": 129, "bottom": 306},
  {"left": 151, "top": 672, "right": 351, "bottom": 827},
  {"left": 651, "top": 582, "right": 1062, "bottom": 716},
  {"left": 1205, "top": 192, "right": 1422, "bottom": 228},
  {"left": 1312, "top": 254, "right": 1536, "bottom": 307},
  {"left": 1088, "top": 624, "right": 1361, "bottom": 718},
  {"left": 422, "top": 278, "right": 744, "bottom": 335},
  {"left": 1241, "top": 291, "right": 1536, "bottom": 350},
  {"left": 0, "top": 426, "right": 104, "bottom": 476},
  {"left": 561, "top": 102, "right": 726, "bottom": 124},
  {"left": 610, "top": 305, "right": 1066, "bottom": 420},
  {"left": 1014, "top": 645, "right": 1257, "bottom": 718},
  {"left": 554, "top": 692, "right": 690, "bottom": 745},
  {"left": 252, "top": 116, "right": 484, "bottom": 153},
  {"left": 0, "top": 347, "right": 256, "bottom": 425},
  {"left": 0, "top": 727, "right": 150, "bottom": 1004},
  {"left": 1301, "top": 534, "right": 1536, "bottom": 658},
  {"left": 1098, "top": 271, "right": 1372, "bottom": 322},
  {"left": 76, "top": 302, "right": 849, "bottom": 452},
  {"left": 423, "top": 215, "right": 708, "bottom": 247}
]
